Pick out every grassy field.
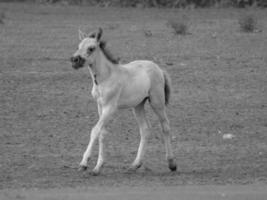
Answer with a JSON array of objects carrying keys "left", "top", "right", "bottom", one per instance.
[{"left": 0, "top": 3, "right": 267, "bottom": 189}]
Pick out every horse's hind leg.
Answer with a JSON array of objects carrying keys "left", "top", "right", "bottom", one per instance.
[
  {"left": 130, "top": 99, "right": 150, "bottom": 170},
  {"left": 150, "top": 92, "right": 177, "bottom": 171},
  {"left": 153, "top": 106, "right": 176, "bottom": 171}
]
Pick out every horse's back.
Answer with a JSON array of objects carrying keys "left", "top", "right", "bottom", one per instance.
[
  {"left": 122, "top": 60, "right": 165, "bottom": 87},
  {"left": 122, "top": 60, "right": 163, "bottom": 78},
  {"left": 123, "top": 60, "right": 159, "bottom": 69}
]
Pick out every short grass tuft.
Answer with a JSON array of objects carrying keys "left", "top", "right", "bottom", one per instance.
[
  {"left": 239, "top": 15, "right": 257, "bottom": 33},
  {"left": 0, "top": 12, "right": 5, "bottom": 24}
]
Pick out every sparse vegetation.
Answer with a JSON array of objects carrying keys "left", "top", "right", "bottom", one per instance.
[
  {"left": 239, "top": 14, "right": 257, "bottom": 32},
  {"left": 5, "top": 0, "right": 267, "bottom": 7}
]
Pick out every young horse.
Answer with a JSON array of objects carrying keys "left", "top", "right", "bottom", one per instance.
[{"left": 70, "top": 28, "right": 176, "bottom": 175}]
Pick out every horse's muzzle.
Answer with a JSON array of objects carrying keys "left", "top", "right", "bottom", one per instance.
[{"left": 70, "top": 55, "right": 85, "bottom": 69}]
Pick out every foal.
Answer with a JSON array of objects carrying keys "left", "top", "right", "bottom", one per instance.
[{"left": 70, "top": 28, "right": 176, "bottom": 175}]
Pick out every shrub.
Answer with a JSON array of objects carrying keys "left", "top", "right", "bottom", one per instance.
[
  {"left": 167, "top": 20, "right": 188, "bottom": 35},
  {"left": 239, "top": 15, "right": 257, "bottom": 33}
]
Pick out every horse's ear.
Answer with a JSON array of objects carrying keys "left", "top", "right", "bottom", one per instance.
[
  {"left": 96, "top": 27, "right": 103, "bottom": 41},
  {"left": 88, "top": 31, "right": 96, "bottom": 38},
  {"left": 88, "top": 28, "right": 102, "bottom": 40},
  {"left": 79, "top": 29, "right": 87, "bottom": 41}
]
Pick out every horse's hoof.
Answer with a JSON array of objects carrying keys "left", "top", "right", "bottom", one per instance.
[
  {"left": 168, "top": 159, "right": 177, "bottom": 172},
  {"left": 126, "top": 163, "right": 142, "bottom": 173},
  {"left": 126, "top": 167, "right": 136, "bottom": 174},
  {"left": 78, "top": 165, "right": 88, "bottom": 171},
  {"left": 169, "top": 164, "right": 177, "bottom": 172},
  {"left": 90, "top": 169, "right": 100, "bottom": 176}
]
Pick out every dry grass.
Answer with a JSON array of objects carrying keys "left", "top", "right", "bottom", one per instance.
[{"left": 0, "top": 3, "right": 267, "bottom": 189}]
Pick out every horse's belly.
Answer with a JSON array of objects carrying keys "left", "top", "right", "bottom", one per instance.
[{"left": 118, "top": 75, "right": 150, "bottom": 108}]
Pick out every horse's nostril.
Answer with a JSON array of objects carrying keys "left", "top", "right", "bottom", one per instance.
[
  {"left": 70, "top": 56, "right": 75, "bottom": 63},
  {"left": 71, "top": 56, "right": 80, "bottom": 63}
]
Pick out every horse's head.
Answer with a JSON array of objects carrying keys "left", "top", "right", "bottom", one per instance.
[{"left": 70, "top": 28, "right": 103, "bottom": 69}]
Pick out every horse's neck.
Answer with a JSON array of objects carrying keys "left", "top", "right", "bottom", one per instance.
[{"left": 89, "top": 50, "right": 115, "bottom": 85}]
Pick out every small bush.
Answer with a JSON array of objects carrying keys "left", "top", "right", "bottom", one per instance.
[
  {"left": 144, "top": 29, "right": 152, "bottom": 37},
  {"left": 239, "top": 15, "right": 257, "bottom": 33},
  {"left": 0, "top": 12, "right": 5, "bottom": 24},
  {"left": 167, "top": 20, "right": 188, "bottom": 35}
]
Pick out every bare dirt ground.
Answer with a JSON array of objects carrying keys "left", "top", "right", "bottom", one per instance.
[
  {"left": 1, "top": 185, "right": 267, "bottom": 200},
  {"left": 0, "top": 2, "right": 267, "bottom": 193}
]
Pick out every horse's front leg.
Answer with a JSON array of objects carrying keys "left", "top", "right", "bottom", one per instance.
[
  {"left": 79, "top": 103, "right": 116, "bottom": 173},
  {"left": 92, "top": 128, "right": 108, "bottom": 175},
  {"left": 129, "top": 100, "right": 150, "bottom": 171}
]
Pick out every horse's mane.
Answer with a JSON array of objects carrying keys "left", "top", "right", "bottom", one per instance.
[{"left": 99, "top": 41, "right": 119, "bottom": 64}]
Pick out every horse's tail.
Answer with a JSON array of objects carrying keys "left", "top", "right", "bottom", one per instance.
[{"left": 163, "top": 71, "right": 172, "bottom": 106}]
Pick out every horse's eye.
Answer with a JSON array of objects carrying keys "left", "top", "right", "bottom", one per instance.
[{"left": 87, "top": 47, "right": 95, "bottom": 54}]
